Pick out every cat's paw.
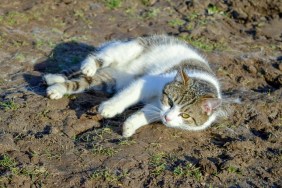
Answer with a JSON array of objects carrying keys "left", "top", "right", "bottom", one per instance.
[
  {"left": 46, "top": 84, "right": 67, "bottom": 99},
  {"left": 122, "top": 122, "right": 136, "bottom": 138},
  {"left": 81, "top": 56, "right": 97, "bottom": 77},
  {"left": 98, "top": 101, "right": 123, "bottom": 118},
  {"left": 43, "top": 74, "right": 66, "bottom": 86}
]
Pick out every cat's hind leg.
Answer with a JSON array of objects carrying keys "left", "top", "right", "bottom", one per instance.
[
  {"left": 122, "top": 104, "right": 161, "bottom": 137},
  {"left": 43, "top": 74, "right": 67, "bottom": 86},
  {"left": 46, "top": 68, "right": 124, "bottom": 99},
  {"left": 81, "top": 40, "right": 144, "bottom": 77}
]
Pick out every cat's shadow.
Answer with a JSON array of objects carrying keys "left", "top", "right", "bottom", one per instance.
[{"left": 23, "top": 41, "right": 108, "bottom": 119}]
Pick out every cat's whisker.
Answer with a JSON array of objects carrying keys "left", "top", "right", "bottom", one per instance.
[
  {"left": 143, "top": 109, "right": 159, "bottom": 114},
  {"left": 146, "top": 116, "right": 161, "bottom": 123},
  {"left": 146, "top": 104, "right": 161, "bottom": 112}
]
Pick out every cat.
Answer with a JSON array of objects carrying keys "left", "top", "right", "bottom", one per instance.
[{"left": 43, "top": 35, "right": 225, "bottom": 137}]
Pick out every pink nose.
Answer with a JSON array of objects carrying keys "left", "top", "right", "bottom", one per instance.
[{"left": 165, "top": 115, "right": 171, "bottom": 122}]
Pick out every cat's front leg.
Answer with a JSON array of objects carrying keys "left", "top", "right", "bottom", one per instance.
[
  {"left": 123, "top": 105, "right": 161, "bottom": 137},
  {"left": 98, "top": 78, "right": 146, "bottom": 118},
  {"left": 98, "top": 75, "right": 169, "bottom": 118},
  {"left": 81, "top": 55, "right": 99, "bottom": 77},
  {"left": 98, "top": 100, "right": 125, "bottom": 118}
]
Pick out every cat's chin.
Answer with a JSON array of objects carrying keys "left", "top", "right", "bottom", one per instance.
[{"left": 162, "top": 120, "right": 181, "bottom": 128}]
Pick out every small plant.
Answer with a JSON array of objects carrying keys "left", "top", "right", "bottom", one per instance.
[
  {"left": 173, "top": 162, "right": 203, "bottom": 181},
  {"left": 92, "top": 145, "right": 119, "bottom": 157},
  {"left": 0, "top": 154, "right": 48, "bottom": 181},
  {"left": 43, "top": 150, "right": 62, "bottom": 160},
  {"left": 207, "top": 4, "right": 221, "bottom": 15},
  {"left": 118, "top": 138, "right": 136, "bottom": 146},
  {"left": 179, "top": 35, "right": 226, "bottom": 52},
  {"left": 0, "top": 99, "right": 19, "bottom": 111},
  {"left": 104, "top": 0, "right": 122, "bottom": 9},
  {"left": 168, "top": 19, "right": 185, "bottom": 28},
  {"left": 227, "top": 166, "right": 241, "bottom": 174},
  {"left": 141, "top": 8, "right": 160, "bottom": 19},
  {"left": 0, "top": 154, "right": 18, "bottom": 174},
  {"left": 0, "top": 11, "right": 29, "bottom": 26},
  {"left": 91, "top": 168, "right": 127, "bottom": 184},
  {"left": 188, "top": 12, "right": 199, "bottom": 21},
  {"left": 149, "top": 152, "right": 167, "bottom": 175},
  {"left": 15, "top": 53, "right": 26, "bottom": 62}
]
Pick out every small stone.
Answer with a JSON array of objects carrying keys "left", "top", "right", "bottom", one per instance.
[
  {"left": 248, "top": 65, "right": 257, "bottom": 74},
  {"left": 278, "top": 63, "right": 282, "bottom": 71},
  {"left": 51, "top": 127, "right": 60, "bottom": 134},
  {"left": 31, "top": 156, "right": 40, "bottom": 164}
]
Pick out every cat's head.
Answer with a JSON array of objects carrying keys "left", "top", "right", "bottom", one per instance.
[{"left": 160, "top": 69, "right": 221, "bottom": 129}]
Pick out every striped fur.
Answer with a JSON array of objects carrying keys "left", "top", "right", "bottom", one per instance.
[{"left": 44, "top": 35, "right": 223, "bottom": 137}]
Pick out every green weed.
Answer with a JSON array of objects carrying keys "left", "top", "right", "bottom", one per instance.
[
  {"left": 188, "top": 12, "right": 200, "bottom": 21},
  {"left": 34, "top": 38, "right": 55, "bottom": 49},
  {"left": 180, "top": 35, "right": 226, "bottom": 51},
  {"left": 149, "top": 152, "right": 167, "bottom": 175},
  {"left": 118, "top": 138, "right": 136, "bottom": 146},
  {"left": 141, "top": 8, "right": 160, "bottom": 19},
  {"left": 0, "top": 154, "right": 48, "bottom": 180},
  {"left": 173, "top": 162, "right": 202, "bottom": 181},
  {"left": 92, "top": 145, "right": 119, "bottom": 157},
  {"left": 0, "top": 99, "right": 19, "bottom": 111},
  {"left": 227, "top": 166, "right": 241, "bottom": 175},
  {"left": 0, "top": 11, "right": 29, "bottom": 26},
  {"left": 207, "top": 5, "right": 220, "bottom": 15},
  {"left": 15, "top": 53, "right": 26, "bottom": 62},
  {"left": 91, "top": 168, "right": 126, "bottom": 185},
  {"left": 104, "top": 0, "right": 123, "bottom": 9},
  {"left": 43, "top": 150, "right": 62, "bottom": 160},
  {"left": 74, "top": 9, "right": 92, "bottom": 25},
  {"left": 168, "top": 19, "right": 185, "bottom": 28},
  {"left": 0, "top": 154, "right": 18, "bottom": 173}
]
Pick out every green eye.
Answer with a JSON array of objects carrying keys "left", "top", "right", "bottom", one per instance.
[{"left": 180, "top": 113, "right": 190, "bottom": 119}]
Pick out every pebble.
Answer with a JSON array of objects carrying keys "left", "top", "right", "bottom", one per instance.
[
  {"left": 278, "top": 63, "right": 282, "bottom": 71},
  {"left": 248, "top": 65, "right": 257, "bottom": 74}
]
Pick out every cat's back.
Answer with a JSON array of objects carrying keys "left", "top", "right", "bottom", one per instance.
[
  {"left": 132, "top": 35, "right": 208, "bottom": 75},
  {"left": 137, "top": 35, "right": 186, "bottom": 48}
]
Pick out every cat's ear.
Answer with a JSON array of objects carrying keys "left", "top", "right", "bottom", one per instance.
[
  {"left": 200, "top": 96, "right": 222, "bottom": 116},
  {"left": 177, "top": 68, "right": 189, "bottom": 85}
]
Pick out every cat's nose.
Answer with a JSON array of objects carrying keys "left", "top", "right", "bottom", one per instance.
[{"left": 165, "top": 115, "right": 171, "bottom": 122}]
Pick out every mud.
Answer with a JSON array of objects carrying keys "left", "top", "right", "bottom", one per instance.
[{"left": 0, "top": 0, "right": 281, "bottom": 187}]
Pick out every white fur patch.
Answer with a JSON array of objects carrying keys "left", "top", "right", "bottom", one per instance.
[
  {"left": 47, "top": 84, "right": 66, "bottom": 99},
  {"left": 43, "top": 74, "right": 66, "bottom": 86},
  {"left": 81, "top": 55, "right": 97, "bottom": 77}
]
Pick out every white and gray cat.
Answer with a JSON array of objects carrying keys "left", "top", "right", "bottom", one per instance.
[{"left": 43, "top": 35, "right": 225, "bottom": 137}]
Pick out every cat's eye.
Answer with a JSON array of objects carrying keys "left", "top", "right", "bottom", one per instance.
[{"left": 180, "top": 113, "right": 190, "bottom": 119}]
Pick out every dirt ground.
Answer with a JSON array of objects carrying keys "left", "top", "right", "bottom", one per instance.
[{"left": 0, "top": 0, "right": 281, "bottom": 187}]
